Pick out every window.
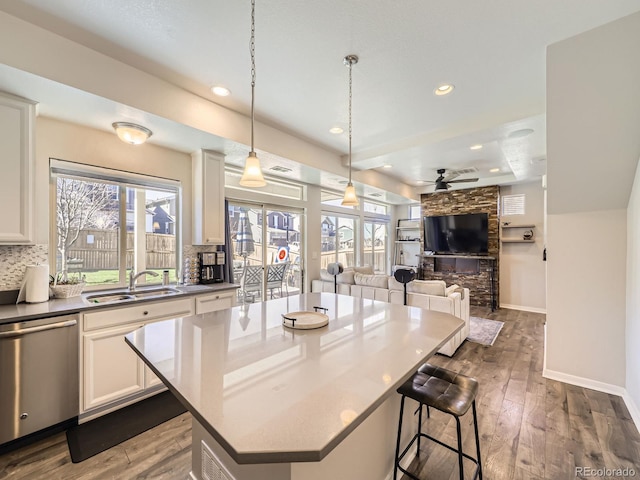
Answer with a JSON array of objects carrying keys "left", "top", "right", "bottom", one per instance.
[
  {"left": 502, "top": 194, "right": 525, "bottom": 216},
  {"left": 364, "top": 222, "right": 387, "bottom": 273},
  {"left": 409, "top": 204, "right": 421, "bottom": 220},
  {"left": 225, "top": 169, "right": 305, "bottom": 201},
  {"left": 51, "top": 160, "right": 180, "bottom": 289},
  {"left": 363, "top": 201, "right": 388, "bottom": 215},
  {"left": 321, "top": 215, "right": 356, "bottom": 268}
]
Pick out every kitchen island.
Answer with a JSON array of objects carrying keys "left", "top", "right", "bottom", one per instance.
[{"left": 125, "top": 292, "right": 463, "bottom": 480}]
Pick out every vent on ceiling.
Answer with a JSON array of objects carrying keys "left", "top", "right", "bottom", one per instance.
[
  {"left": 368, "top": 192, "right": 382, "bottom": 197},
  {"left": 269, "top": 165, "right": 292, "bottom": 173},
  {"left": 202, "top": 441, "right": 236, "bottom": 480},
  {"left": 338, "top": 180, "right": 349, "bottom": 185},
  {"left": 447, "top": 167, "right": 478, "bottom": 176}
]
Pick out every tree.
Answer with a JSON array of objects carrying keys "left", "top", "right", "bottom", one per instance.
[{"left": 56, "top": 178, "right": 118, "bottom": 278}]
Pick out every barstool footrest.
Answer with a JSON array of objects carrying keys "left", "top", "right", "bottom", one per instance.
[{"left": 396, "top": 431, "right": 481, "bottom": 480}]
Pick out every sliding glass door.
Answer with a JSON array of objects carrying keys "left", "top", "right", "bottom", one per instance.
[{"left": 229, "top": 201, "right": 304, "bottom": 302}]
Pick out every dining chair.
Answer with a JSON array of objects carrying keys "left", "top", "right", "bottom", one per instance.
[
  {"left": 266, "top": 262, "right": 289, "bottom": 299},
  {"left": 241, "top": 265, "right": 263, "bottom": 302}
]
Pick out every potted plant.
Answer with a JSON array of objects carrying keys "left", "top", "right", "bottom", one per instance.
[{"left": 49, "top": 272, "right": 86, "bottom": 299}]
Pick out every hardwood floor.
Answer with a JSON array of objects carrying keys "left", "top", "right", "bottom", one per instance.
[
  {"left": 404, "top": 307, "right": 640, "bottom": 480},
  {"left": 1, "top": 307, "right": 639, "bottom": 479},
  {"left": 0, "top": 412, "right": 192, "bottom": 479}
]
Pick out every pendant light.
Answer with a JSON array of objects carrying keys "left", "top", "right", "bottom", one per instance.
[
  {"left": 240, "top": 0, "right": 267, "bottom": 187},
  {"left": 341, "top": 54, "right": 359, "bottom": 207}
]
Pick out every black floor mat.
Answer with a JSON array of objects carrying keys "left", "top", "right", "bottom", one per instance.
[{"left": 66, "top": 391, "right": 187, "bottom": 463}]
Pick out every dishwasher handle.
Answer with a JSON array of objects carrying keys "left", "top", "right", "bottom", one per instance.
[{"left": 0, "top": 319, "right": 77, "bottom": 338}]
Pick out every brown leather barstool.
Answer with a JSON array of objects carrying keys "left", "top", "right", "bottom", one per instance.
[{"left": 394, "top": 363, "right": 482, "bottom": 480}]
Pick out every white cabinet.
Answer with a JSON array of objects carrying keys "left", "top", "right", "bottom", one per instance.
[
  {"left": 80, "top": 297, "right": 195, "bottom": 416},
  {"left": 192, "top": 149, "right": 225, "bottom": 245},
  {"left": 195, "top": 289, "right": 236, "bottom": 314},
  {"left": 83, "top": 323, "right": 145, "bottom": 410},
  {"left": 0, "top": 92, "right": 35, "bottom": 244}
]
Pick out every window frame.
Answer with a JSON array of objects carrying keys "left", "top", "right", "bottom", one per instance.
[{"left": 50, "top": 159, "right": 182, "bottom": 291}]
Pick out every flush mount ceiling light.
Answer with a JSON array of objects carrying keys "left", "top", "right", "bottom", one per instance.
[
  {"left": 341, "top": 54, "right": 359, "bottom": 207},
  {"left": 434, "top": 84, "right": 454, "bottom": 96},
  {"left": 329, "top": 126, "right": 344, "bottom": 134},
  {"left": 470, "top": 144, "right": 483, "bottom": 150},
  {"left": 211, "top": 85, "right": 231, "bottom": 97},
  {"left": 239, "top": 0, "right": 266, "bottom": 188},
  {"left": 112, "top": 122, "right": 152, "bottom": 145}
]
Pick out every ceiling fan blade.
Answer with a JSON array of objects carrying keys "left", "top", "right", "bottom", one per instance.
[
  {"left": 442, "top": 173, "right": 460, "bottom": 182},
  {"left": 448, "top": 178, "right": 479, "bottom": 183}
]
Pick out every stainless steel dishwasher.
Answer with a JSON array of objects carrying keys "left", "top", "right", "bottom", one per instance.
[{"left": 0, "top": 314, "right": 79, "bottom": 446}]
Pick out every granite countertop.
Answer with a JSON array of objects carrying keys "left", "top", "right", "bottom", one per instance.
[
  {"left": 125, "top": 292, "right": 463, "bottom": 464},
  {"left": 0, "top": 283, "right": 239, "bottom": 324}
]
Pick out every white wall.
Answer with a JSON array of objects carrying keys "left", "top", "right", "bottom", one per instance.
[
  {"left": 626, "top": 161, "right": 640, "bottom": 423},
  {"left": 499, "top": 181, "right": 546, "bottom": 312},
  {"left": 545, "top": 210, "right": 627, "bottom": 387},
  {"left": 545, "top": 11, "right": 640, "bottom": 391}
]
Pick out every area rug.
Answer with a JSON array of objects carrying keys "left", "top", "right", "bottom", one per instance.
[
  {"left": 467, "top": 316, "right": 504, "bottom": 346},
  {"left": 66, "top": 390, "right": 187, "bottom": 463}
]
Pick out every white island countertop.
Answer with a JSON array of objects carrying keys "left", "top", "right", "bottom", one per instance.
[{"left": 125, "top": 293, "right": 463, "bottom": 465}]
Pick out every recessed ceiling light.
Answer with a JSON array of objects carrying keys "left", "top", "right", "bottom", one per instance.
[
  {"left": 489, "top": 167, "right": 500, "bottom": 173},
  {"left": 416, "top": 180, "right": 424, "bottom": 184},
  {"left": 434, "top": 84, "right": 454, "bottom": 96},
  {"left": 508, "top": 128, "right": 534, "bottom": 139},
  {"left": 470, "top": 144, "right": 483, "bottom": 150},
  {"left": 382, "top": 164, "right": 392, "bottom": 169},
  {"left": 211, "top": 85, "right": 231, "bottom": 97},
  {"left": 329, "top": 126, "right": 343, "bottom": 134}
]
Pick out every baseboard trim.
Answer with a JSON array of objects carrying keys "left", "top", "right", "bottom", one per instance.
[
  {"left": 622, "top": 390, "right": 640, "bottom": 433},
  {"left": 542, "top": 368, "right": 626, "bottom": 396},
  {"left": 499, "top": 303, "right": 546, "bottom": 314},
  {"left": 542, "top": 368, "right": 640, "bottom": 434}
]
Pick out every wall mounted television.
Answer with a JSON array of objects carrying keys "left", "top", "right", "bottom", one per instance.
[{"left": 423, "top": 213, "right": 489, "bottom": 254}]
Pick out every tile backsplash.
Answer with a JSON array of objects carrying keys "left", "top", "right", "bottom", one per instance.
[
  {"left": 0, "top": 245, "right": 49, "bottom": 291},
  {"left": 0, "top": 244, "right": 222, "bottom": 291}
]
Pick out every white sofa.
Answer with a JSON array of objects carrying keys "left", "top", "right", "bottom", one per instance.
[{"left": 311, "top": 267, "right": 470, "bottom": 356}]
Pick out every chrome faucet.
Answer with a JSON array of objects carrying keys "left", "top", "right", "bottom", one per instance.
[{"left": 128, "top": 270, "right": 159, "bottom": 291}]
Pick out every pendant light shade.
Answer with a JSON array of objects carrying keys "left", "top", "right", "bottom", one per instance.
[
  {"left": 112, "top": 122, "right": 152, "bottom": 145},
  {"left": 341, "top": 183, "right": 359, "bottom": 206},
  {"left": 240, "top": 151, "right": 266, "bottom": 187},
  {"left": 341, "top": 54, "right": 359, "bottom": 207},
  {"left": 239, "top": 0, "right": 266, "bottom": 188}
]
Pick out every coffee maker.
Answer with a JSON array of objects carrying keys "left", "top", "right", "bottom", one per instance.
[{"left": 198, "top": 251, "right": 225, "bottom": 284}]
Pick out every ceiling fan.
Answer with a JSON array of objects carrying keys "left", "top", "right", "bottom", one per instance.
[{"left": 428, "top": 168, "right": 479, "bottom": 191}]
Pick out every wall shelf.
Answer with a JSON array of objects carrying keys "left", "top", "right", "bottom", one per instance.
[
  {"left": 393, "top": 219, "right": 421, "bottom": 270},
  {"left": 501, "top": 239, "right": 535, "bottom": 243},
  {"left": 501, "top": 224, "right": 535, "bottom": 243},
  {"left": 501, "top": 224, "right": 535, "bottom": 229}
]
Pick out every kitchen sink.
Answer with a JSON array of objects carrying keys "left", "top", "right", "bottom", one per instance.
[
  {"left": 130, "top": 288, "right": 181, "bottom": 299},
  {"left": 85, "top": 288, "right": 181, "bottom": 304}
]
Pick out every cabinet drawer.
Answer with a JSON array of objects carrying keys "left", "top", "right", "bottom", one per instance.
[
  {"left": 195, "top": 290, "right": 236, "bottom": 315},
  {"left": 83, "top": 297, "right": 194, "bottom": 331}
]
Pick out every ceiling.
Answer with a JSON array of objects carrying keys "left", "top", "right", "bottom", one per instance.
[{"left": 1, "top": 0, "right": 639, "bottom": 200}]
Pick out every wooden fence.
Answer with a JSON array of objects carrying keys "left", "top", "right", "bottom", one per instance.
[{"left": 67, "top": 229, "right": 176, "bottom": 271}]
